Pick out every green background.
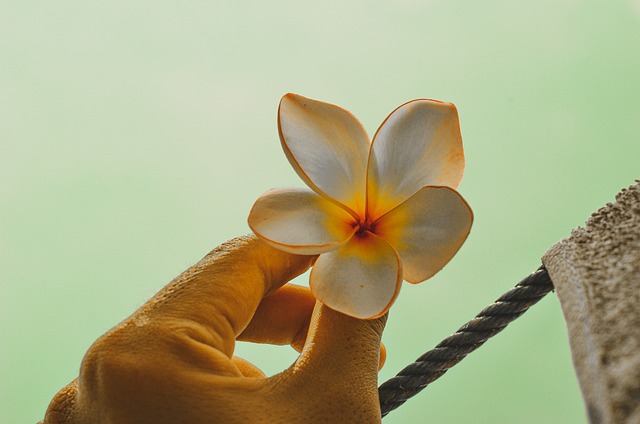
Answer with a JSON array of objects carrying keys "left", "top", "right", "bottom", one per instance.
[{"left": 2, "top": 1, "right": 639, "bottom": 423}]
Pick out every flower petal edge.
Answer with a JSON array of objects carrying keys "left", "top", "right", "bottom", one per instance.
[
  {"left": 309, "top": 231, "right": 403, "bottom": 319},
  {"left": 366, "top": 99, "right": 465, "bottom": 219},
  {"left": 248, "top": 187, "right": 357, "bottom": 255},
  {"left": 278, "top": 93, "right": 371, "bottom": 218},
  {"left": 374, "top": 185, "right": 473, "bottom": 284}
]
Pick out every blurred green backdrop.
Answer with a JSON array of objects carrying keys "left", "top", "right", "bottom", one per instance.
[{"left": 2, "top": 1, "right": 639, "bottom": 422}]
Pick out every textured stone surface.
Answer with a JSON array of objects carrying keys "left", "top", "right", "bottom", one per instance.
[{"left": 543, "top": 181, "right": 640, "bottom": 424}]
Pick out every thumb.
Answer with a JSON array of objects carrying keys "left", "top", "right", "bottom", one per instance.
[
  {"left": 297, "top": 302, "right": 386, "bottom": 379},
  {"left": 276, "top": 302, "right": 387, "bottom": 422}
]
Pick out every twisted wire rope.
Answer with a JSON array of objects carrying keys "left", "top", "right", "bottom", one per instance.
[{"left": 378, "top": 265, "right": 554, "bottom": 417}]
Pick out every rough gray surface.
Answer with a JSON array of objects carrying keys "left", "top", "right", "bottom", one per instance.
[{"left": 543, "top": 181, "right": 640, "bottom": 424}]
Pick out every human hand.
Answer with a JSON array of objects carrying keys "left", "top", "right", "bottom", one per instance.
[{"left": 43, "top": 235, "right": 387, "bottom": 424}]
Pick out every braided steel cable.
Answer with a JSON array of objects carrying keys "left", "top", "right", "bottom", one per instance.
[{"left": 378, "top": 265, "right": 554, "bottom": 418}]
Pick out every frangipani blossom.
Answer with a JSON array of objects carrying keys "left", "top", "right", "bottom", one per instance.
[{"left": 248, "top": 94, "right": 473, "bottom": 319}]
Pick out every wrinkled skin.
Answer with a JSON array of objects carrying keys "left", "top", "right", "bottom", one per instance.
[{"left": 42, "top": 235, "right": 386, "bottom": 424}]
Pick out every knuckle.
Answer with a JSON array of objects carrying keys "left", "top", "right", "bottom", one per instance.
[
  {"left": 43, "top": 381, "right": 79, "bottom": 424},
  {"left": 79, "top": 325, "right": 157, "bottom": 396}
]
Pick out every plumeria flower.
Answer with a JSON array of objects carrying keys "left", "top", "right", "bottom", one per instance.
[{"left": 248, "top": 94, "right": 473, "bottom": 319}]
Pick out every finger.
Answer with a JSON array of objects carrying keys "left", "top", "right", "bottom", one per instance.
[
  {"left": 238, "top": 284, "right": 316, "bottom": 352},
  {"left": 232, "top": 356, "right": 266, "bottom": 378},
  {"left": 136, "top": 235, "right": 315, "bottom": 357}
]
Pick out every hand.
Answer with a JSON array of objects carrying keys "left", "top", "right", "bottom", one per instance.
[{"left": 43, "top": 235, "right": 387, "bottom": 424}]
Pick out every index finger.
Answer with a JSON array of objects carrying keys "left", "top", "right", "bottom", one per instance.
[{"left": 134, "top": 235, "right": 315, "bottom": 357}]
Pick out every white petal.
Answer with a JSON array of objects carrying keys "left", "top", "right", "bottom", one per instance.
[
  {"left": 248, "top": 187, "right": 356, "bottom": 255},
  {"left": 374, "top": 186, "right": 473, "bottom": 283},
  {"left": 279, "top": 93, "right": 370, "bottom": 216},
  {"left": 367, "top": 99, "right": 465, "bottom": 219},
  {"left": 310, "top": 232, "right": 402, "bottom": 319}
]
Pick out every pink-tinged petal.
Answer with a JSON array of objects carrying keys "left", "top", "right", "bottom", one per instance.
[
  {"left": 279, "top": 93, "right": 370, "bottom": 217},
  {"left": 248, "top": 187, "right": 357, "bottom": 255},
  {"left": 367, "top": 99, "right": 465, "bottom": 219},
  {"left": 374, "top": 186, "right": 473, "bottom": 283},
  {"left": 310, "top": 232, "right": 402, "bottom": 319}
]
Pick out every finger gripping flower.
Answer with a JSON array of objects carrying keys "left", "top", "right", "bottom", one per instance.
[{"left": 248, "top": 94, "right": 473, "bottom": 319}]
